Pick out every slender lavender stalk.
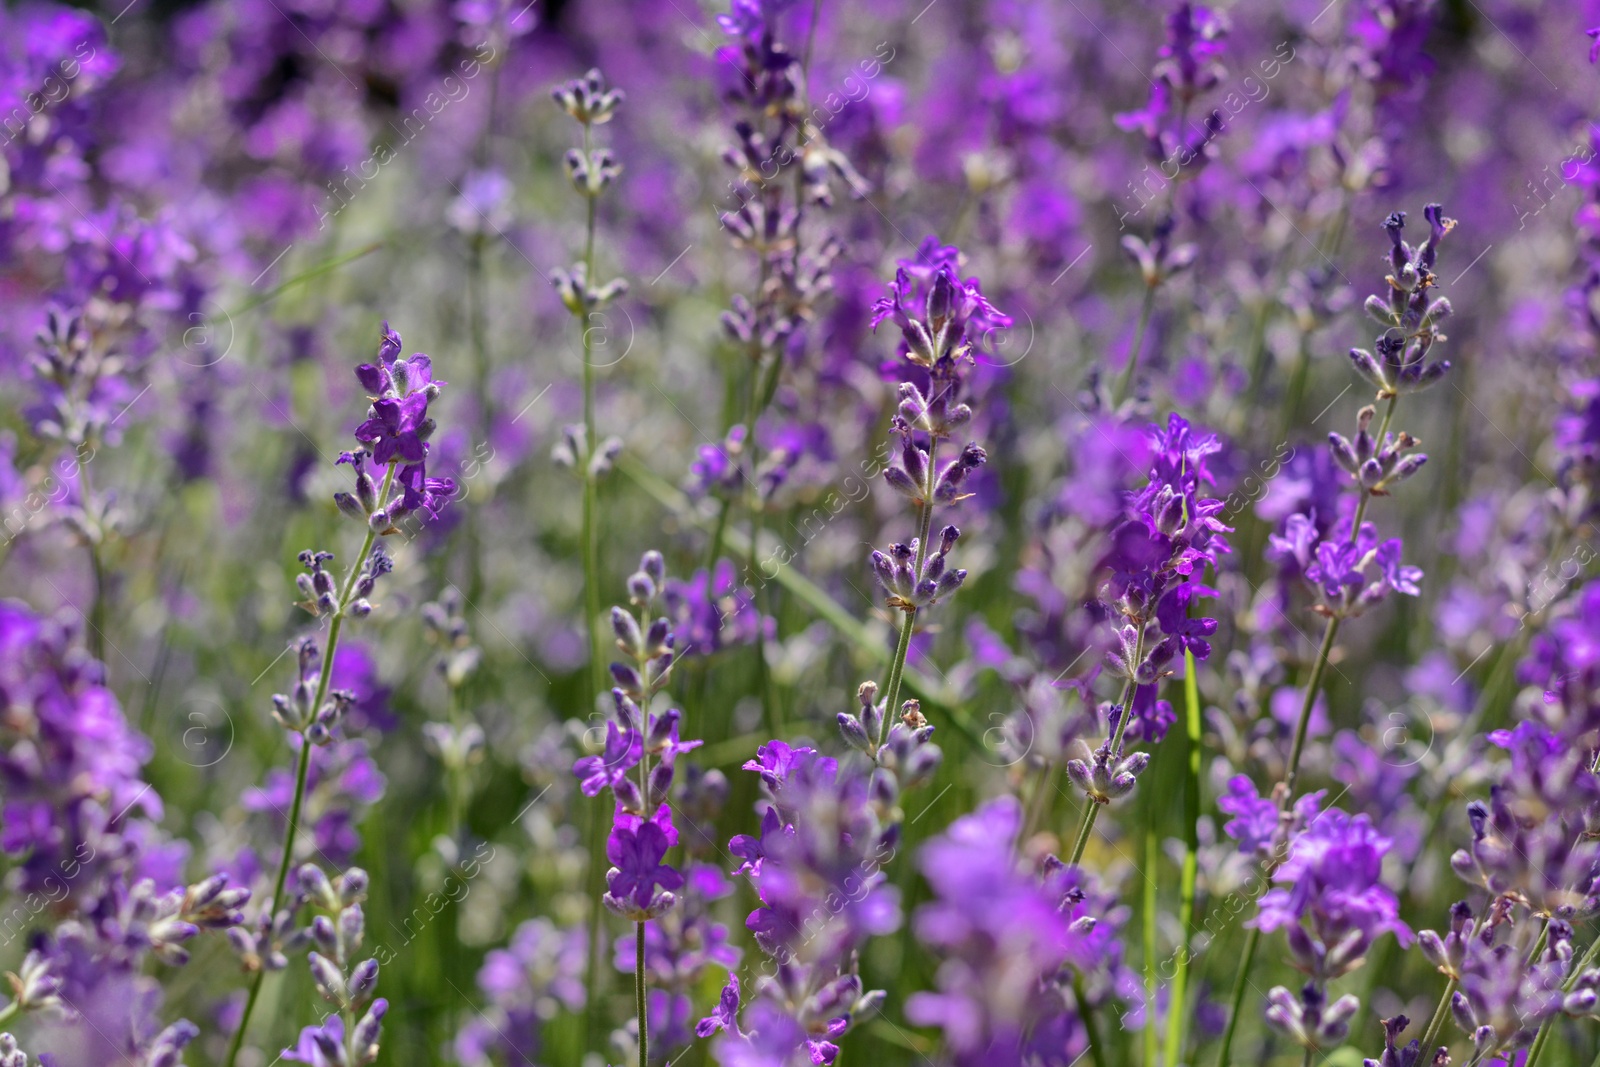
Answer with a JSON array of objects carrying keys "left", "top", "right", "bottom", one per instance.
[
  {"left": 1163, "top": 646, "right": 1203, "bottom": 1066},
  {"left": 635, "top": 920, "right": 648, "bottom": 1067},
  {"left": 1142, "top": 828, "right": 1160, "bottom": 1067},
  {"left": 550, "top": 71, "right": 629, "bottom": 1045},
  {"left": 30, "top": 307, "right": 146, "bottom": 664},
  {"left": 701, "top": 0, "right": 853, "bottom": 580},
  {"left": 868, "top": 241, "right": 1007, "bottom": 726},
  {"left": 1110, "top": 1, "right": 1222, "bottom": 402},
  {"left": 422, "top": 589, "right": 485, "bottom": 852},
  {"left": 551, "top": 68, "right": 628, "bottom": 708},
  {"left": 1064, "top": 411, "right": 1228, "bottom": 866},
  {"left": 570, "top": 551, "right": 700, "bottom": 1063},
  {"left": 1216, "top": 205, "right": 1454, "bottom": 1067},
  {"left": 226, "top": 322, "right": 452, "bottom": 1067}
]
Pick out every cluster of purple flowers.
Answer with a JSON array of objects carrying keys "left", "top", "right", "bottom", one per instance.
[
  {"left": 565, "top": 551, "right": 721, "bottom": 1063},
  {"left": 0, "top": 600, "right": 246, "bottom": 1064},
  {"left": 867, "top": 239, "right": 1006, "bottom": 717},
  {"left": 1057, "top": 412, "right": 1229, "bottom": 819},
  {"left": 702, "top": 738, "right": 897, "bottom": 1067},
  {"left": 904, "top": 797, "right": 1140, "bottom": 1067},
  {"left": 455, "top": 918, "right": 588, "bottom": 1067},
  {"left": 335, "top": 323, "right": 456, "bottom": 530},
  {"left": 279, "top": 865, "right": 388, "bottom": 1067},
  {"left": 1267, "top": 208, "right": 1451, "bottom": 625}
]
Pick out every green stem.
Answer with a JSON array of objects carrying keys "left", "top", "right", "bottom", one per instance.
[
  {"left": 1214, "top": 610, "right": 1342, "bottom": 1067},
  {"left": 740, "top": 298, "right": 788, "bottom": 734},
  {"left": 800, "top": 0, "right": 824, "bottom": 73},
  {"left": 1242, "top": 301, "right": 1273, "bottom": 418},
  {"left": 583, "top": 793, "right": 608, "bottom": 1054},
  {"left": 580, "top": 121, "right": 604, "bottom": 708},
  {"left": 1284, "top": 616, "right": 1340, "bottom": 797},
  {"left": 87, "top": 543, "right": 107, "bottom": 665},
  {"left": 1066, "top": 784, "right": 1103, "bottom": 867},
  {"left": 1526, "top": 917, "right": 1551, "bottom": 966},
  {"left": 225, "top": 244, "right": 383, "bottom": 319},
  {"left": 880, "top": 611, "right": 917, "bottom": 746},
  {"left": 1020, "top": 754, "right": 1061, "bottom": 844},
  {"left": 706, "top": 495, "right": 732, "bottom": 575},
  {"left": 1143, "top": 831, "right": 1160, "bottom": 1067},
  {"left": 1113, "top": 286, "right": 1157, "bottom": 407},
  {"left": 1525, "top": 1022, "right": 1554, "bottom": 1067},
  {"left": 1277, "top": 335, "right": 1313, "bottom": 444},
  {"left": 636, "top": 920, "right": 648, "bottom": 1067},
  {"left": 445, "top": 684, "right": 468, "bottom": 845},
  {"left": 879, "top": 441, "right": 939, "bottom": 741},
  {"left": 574, "top": 119, "right": 610, "bottom": 1054},
  {"left": 223, "top": 467, "right": 392, "bottom": 1067},
  {"left": 1417, "top": 976, "right": 1457, "bottom": 1056},
  {"left": 749, "top": 500, "right": 779, "bottom": 736},
  {"left": 465, "top": 232, "right": 490, "bottom": 605},
  {"left": 73, "top": 443, "right": 106, "bottom": 664},
  {"left": 1163, "top": 648, "right": 1203, "bottom": 1067},
  {"left": 1213, "top": 925, "right": 1261, "bottom": 1067},
  {"left": 225, "top": 740, "right": 307, "bottom": 1033},
  {"left": 1073, "top": 973, "right": 1112, "bottom": 1067},
  {"left": 0, "top": 1000, "right": 19, "bottom": 1027}
]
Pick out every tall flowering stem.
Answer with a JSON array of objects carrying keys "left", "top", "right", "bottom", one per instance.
[
  {"left": 422, "top": 589, "right": 485, "bottom": 850},
  {"left": 1067, "top": 672, "right": 1139, "bottom": 867},
  {"left": 700, "top": 3, "right": 857, "bottom": 727},
  {"left": 1065, "top": 412, "right": 1229, "bottom": 865},
  {"left": 701, "top": 0, "right": 854, "bottom": 575},
  {"left": 225, "top": 323, "right": 451, "bottom": 1067},
  {"left": 1163, "top": 646, "right": 1204, "bottom": 1065},
  {"left": 1216, "top": 206, "right": 1453, "bottom": 1067},
  {"left": 31, "top": 307, "right": 151, "bottom": 664},
  {"left": 571, "top": 551, "right": 700, "bottom": 1064},
  {"left": 551, "top": 70, "right": 629, "bottom": 1048},
  {"left": 551, "top": 69, "right": 628, "bottom": 708},
  {"left": 635, "top": 921, "right": 648, "bottom": 1067},
  {"left": 869, "top": 240, "right": 1007, "bottom": 727},
  {"left": 1278, "top": 205, "right": 1451, "bottom": 798},
  {"left": 1109, "top": 2, "right": 1222, "bottom": 402}
]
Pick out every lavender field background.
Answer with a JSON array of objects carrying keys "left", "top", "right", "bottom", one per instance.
[{"left": 2, "top": 0, "right": 1599, "bottom": 1065}]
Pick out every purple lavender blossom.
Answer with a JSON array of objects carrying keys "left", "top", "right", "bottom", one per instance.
[
  {"left": 904, "top": 797, "right": 1140, "bottom": 1066},
  {"left": 604, "top": 816, "right": 684, "bottom": 920},
  {"left": 1254, "top": 808, "right": 1413, "bottom": 980},
  {"left": 334, "top": 323, "right": 456, "bottom": 532},
  {"left": 456, "top": 919, "right": 587, "bottom": 1067}
]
